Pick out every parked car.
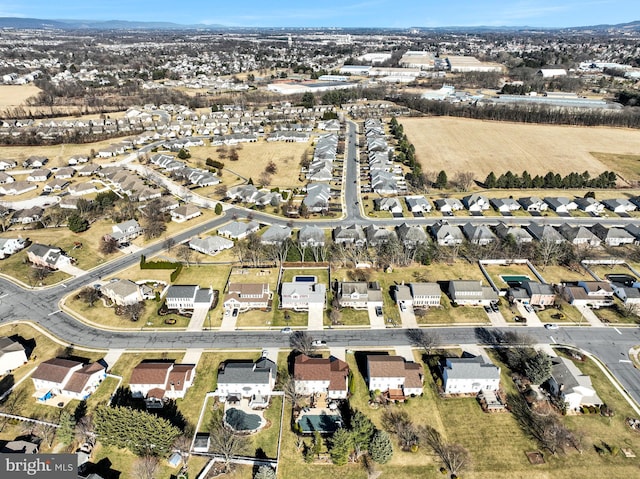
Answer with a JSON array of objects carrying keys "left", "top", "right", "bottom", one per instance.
[
  {"left": 484, "top": 305, "right": 492, "bottom": 313},
  {"left": 513, "top": 316, "right": 526, "bottom": 323},
  {"left": 311, "top": 340, "right": 327, "bottom": 347},
  {"left": 524, "top": 304, "right": 533, "bottom": 313},
  {"left": 490, "top": 302, "right": 499, "bottom": 312},
  {"left": 544, "top": 323, "right": 559, "bottom": 330},
  {"left": 280, "top": 327, "right": 292, "bottom": 334},
  {"left": 375, "top": 306, "right": 383, "bottom": 317}
]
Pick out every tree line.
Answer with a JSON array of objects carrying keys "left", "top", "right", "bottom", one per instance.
[
  {"left": 483, "top": 170, "right": 617, "bottom": 189},
  {"left": 397, "top": 95, "right": 640, "bottom": 129}
]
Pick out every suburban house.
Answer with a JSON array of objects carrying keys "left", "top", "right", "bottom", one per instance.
[
  {"left": 293, "top": 354, "right": 350, "bottom": 399},
  {"left": 223, "top": 283, "right": 271, "bottom": 313},
  {"left": 394, "top": 283, "right": 441, "bottom": 308},
  {"left": 601, "top": 198, "right": 637, "bottom": 214},
  {"left": 547, "top": 357, "right": 602, "bottom": 411},
  {"left": 625, "top": 224, "right": 640, "bottom": 244},
  {"left": 0, "top": 172, "right": 14, "bottom": 184},
  {"left": 490, "top": 197, "right": 521, "bottom": 213},
  {"left": 281, "top": 277, "right": 327, "bottom": 310},
  {"left": 336, "top": 281, "right": 383, "bottom": 309},
  {"left": 164, "top": 285, "right": 213, "bottom": 310},
  {"left": 333, "top": 224, "right": 366, "bottom": 246},
  {"left": 27, "top": 244, "right": 73, "bottom": 270},
  {"left": 462, "top": 223, "right": 497, "bottom": 245},
  {"left": 68, "top": 182, "right": 98, "bottom": 196},
  {"left": 170, "top": 204, "right": 201, "bottom": 223},
  {"left": 522, "top": 281, "right": 556, "bottom": 306},
  {"left": 494, "top": 223, "right": 533, "bottom": 244},
  {"left": 23, "top": 156, "right": 47, "bottom": 168},
  {"left": 0, "top": 439, "right": 39, "bottom": 454},
  {"left": 575, "top": 197, "right": 605, "bottom": 215},
  {"left": 54, "top": 167, "right": 76, "bottom": 179},
  {"left": 591, "top": 223, "right": 635, "bottom": 247},
  {"left": 525, "top": 224, "right": 565, "bottom": 244},
  {"left": 434, "top": 198, "right": 464, "bottom": 213},
  {"left": 129, "top": 361, "right": 196, "bottom": 404},
  {"left": 612, "top": 284, "right": 640, "bottom": 305},
  {"left": 100, "top": 279, "right": 148, "bottom": 306},
  {"left": 462, "top": 194, "right": 490, "bottom": 212},
  {"left": 298, "top": 225, "right": 326, "bottom": 247},
  {"left": 31, "top": 358, "right": 106, "bottom": 402},
  {"left": 217, "top": 221, "right": 260, "bottom": 240},
  {"left": 564, "top": 281, "right": 614, "bottom": 308},
  {"left": 430, "top": 222, "right": 464, "bottom": 246},
  {"left": 449, "top": 280, "right": 498, "bottom": 306},
  {"left": 260, "top": 225, "right": 292, "bottom": 245},
  {"left": 227, "top": 185, "right": 280, "bottom": 206},
  {"left": 11, "top": 207, "right": 43, "bottom": 225},
  {"left": 543, "top": 197, "right": 578, "bottom": 213},
  {"left": 518, "top": 196, "right": 548, "bottom": 212},
  {"left": 442, "top": 355, "right": 501, "bottom": 395},
  {"left": 558, "top": 224, "right": 601, "bottom": 247},
  {"left": 303, "top": 183, "right": 331, "bottom": 213},
  {"left": 366, "top": 355, "right": 424, "bottom": 399},
  {"left": 0, "top": 181, "right": 37, "bottom": 196},
  {"left": 26, "top": 168, "right": 51, "bottom": 182},
  {"left": 364, "top": 225, "right": 397, "bottom": 246},
  {"left": 0, "top": 237, "right": 26, "bottom": 259},
  {"left": 189, "top": 236, "right": 234, "bottom": 256},
  {"left": 405, "top": 195, "right": 432, "bottom": 213},
  {"left": 107, "top": 220, "right": 143, "bottom": 244},
  {"left": 43, "top": 178, "right": 70, "bottom": 193},
  {"left": 375, "top": 197, "right": 403, "bottom": 215},
  {"left": 215, "top": 356, "right": 277, "bottom": 408},
  {"left": 396, "top": 223, "right": 427, "bottom": 246},
  {"left": 0, "top": 337, "right": 28, "bottom": 375}
]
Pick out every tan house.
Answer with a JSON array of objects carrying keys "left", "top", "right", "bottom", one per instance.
[
  {"left": 366, "top": 355, "right": 423, "bottom": 400},
  {"left": 293, "top": 354, "right": 350, "bottom": 399},
  {"left": 129, "top": 361, "right": 196, "bottom": 406},
  {"left": 223, "top": 283, "right": 271, "bottom": 313}
]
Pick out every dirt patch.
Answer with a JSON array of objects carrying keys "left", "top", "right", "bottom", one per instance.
[
  {"left": 525, "top": 451, "right": 545, "bottom": 465},
  {"left": 0, "top": 85, "right": 41, "bottom": 108},
  {"left": 401, "top": 117, "right": 640, "bottom": 180}
]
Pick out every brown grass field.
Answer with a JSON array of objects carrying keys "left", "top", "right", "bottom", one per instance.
[
  {"left": 0, "top": 85, "right": 41, "bottom": 108},
  {"left": 188, "top": 140, "right": 312, "bottom": 188},
  {"left": 401, "top": 117, "right": 640, "bottom": 180}
]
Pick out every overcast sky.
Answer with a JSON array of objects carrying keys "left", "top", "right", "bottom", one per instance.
[{"left": 0, "top": 0, "right": 636, "bottom": 27}]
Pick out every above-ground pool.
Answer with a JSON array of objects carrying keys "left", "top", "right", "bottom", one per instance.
[
  {"left": 293, "top": 275, "right": 317, "bottom": 283},
  {"left": 297, "top": 413, "right": 342, "bottom": 433},
  {"left": 501, "top": 275, "right": 531, "bottom": 286},
  {"left": 606, "top": 274, "right": 636, "bottom": 286},
  {"left": 225, "top": 408, "right": 262, "bottom": 432}
]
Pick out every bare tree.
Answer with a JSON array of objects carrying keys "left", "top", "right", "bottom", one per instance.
[
  {"left": 0, "top": 389, "right": 27, "bottom": 432},
  {"left": 259, "top": 171, "right": 272, "bottom": 187},
  {"left": 406, "top": 329, "right": 440, "bottom": 354},
  {"left": 122, "top": 302, "right": 145, "bottom": 322},
  {"left": 209, "top": 425, "right": 249, "bottom": 473},
  {"left": 289, "top": 331, "right": 316, "bottom": 356},
  {"left": 329, "top": 307, "right": 341, "bottom": 325},
  {"left": 164, "top": 237, "right": 176, "bottom": 252},
  {"left": 282, "top": 376, "right": 303, "bottom": 409},
  {"left": 75, "top": 415, "right": 95, "bottom": 446},
  {"left": 132, "top": 455, "right": 159, "bottom": 479},
  {"left": 176, "top": 244, "right": 192, "bottom": 266},
  {"left": 99, "top": 236, "right": 119, "bottom": 255},
  {"left": 29, "top": 266, "right": 51, "bottom": 285},
  {"left": 419, "top": 426, "right": 471, "bottom": 476},
  {"left": 536, "top": 238, "right": 562, "bottom": 271},
  {"left": 33, "top": 421, "right": 58, "bottom": 448},
  {"left": 454, "top": 171, "right": 475, "bottom": 191},
  {"left": 78, "top": 286, "right": 100, "bottom": 308}
]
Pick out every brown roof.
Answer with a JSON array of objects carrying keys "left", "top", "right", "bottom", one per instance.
[
  {"left": 166, "top": 365, "right": 195, "bottom": 392},
  {"left": 227, "top": 283, "right": 269, "bottom": 296},
  {"left": 294, "top": 354, "right": 349, "bottom": 391},
  {"left": 367, "top": 355, "right": 407, "bottom": 378},
  {"left": 31, "top": 358, "right": 81, "bottom": 383},
  {"left": 404, "top": 362, "right": 424, "bottom": 389},
  {"left": 130, "top": 362, "right": 172, "bottom": 385},
  {"left": 64, "top": 362, "right": 105, "bottom": 393}
]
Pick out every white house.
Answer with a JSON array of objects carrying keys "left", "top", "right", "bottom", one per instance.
[
  {"left": 442, "top": 355, "right": 501, "bottom": 394},
  {"left": 405, "top": 196, "right": 431, "bottom": 214},
  {"left": 366, "top": 355, "right": 423, "bottom": 400},
  {"left": 100, "top": 279, "right": 145, "bottom": 306},
  {"left": 223, "top": 283, "right": 271, "bottom": 313},
  {"left": 294, "top": 354, "right": 350, "bottom": 399},
  {"left": 27, "top": 244, "right": 73, "bottom": 270},
  {"left": 164, "top": 285, "right": 213, "bottom": 310},
  {"left": 217, "top": 221, "right": 260, "bottom": 240},
  {"left": 547, "top": 357, "right": 602, "bottom": 411},
  {"left": 129, "top": 361, "right": 196, "bottom": 403},
  {"left": 215, "top": 357, "right": 277, "bottom": 408},
  {"left": 0, "top": 237, "right": 26, "bottom": 259},
  {"left": 0, "top": 337, "right": 28, "bottom": 375},
  {"left": 107, "top": 220, "right": 143, "bottom": 244},
  {"left": 171, "top": 204, "right": 201, "bottom": 223},
  {"left": 31, "top": 358, "right": 106, "bottom": 402},
  {"left": 189, "top": 236, "right": 234, "bottom": 256},
  {"left": 281, "top": 278, "right": 327, "bottom": 310}
]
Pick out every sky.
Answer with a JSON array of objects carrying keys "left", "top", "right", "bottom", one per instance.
[{"left": 0, "top": 0, "right": 637, "bottom": 28}]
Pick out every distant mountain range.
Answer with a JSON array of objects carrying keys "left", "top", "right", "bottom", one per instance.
[{"left": 0, "top": 16, "right": 638, "bottom": 32}]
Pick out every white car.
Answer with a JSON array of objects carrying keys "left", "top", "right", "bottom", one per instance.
[
  {"left": 544, "top": 323, "right": 559, "bottom": 330},
  {"left": 312, "top": 340, "right": 327, "bottom": 347}
]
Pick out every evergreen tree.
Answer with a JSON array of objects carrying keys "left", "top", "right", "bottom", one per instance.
[
  {"left": 215, "top": 203, "right": 223, "bottom": 215},
  {"left": 56, "top": 410, "right": 76, "bottom": 446},
  {"left": 68, "top": 213, "right": 89, "bottom": 233},
  {"left": 351, "top": 410, "right": 375, "bottom": 450},
  {"left": 369, "top": 430, "right": 393, "bottom": 464},
  {"left": 312, "top": 430, "right": 323, "bottom": 457},
  {"left": 435, "top": 170, "right": 448, "bottom": 189},
  {"left": 484, "top": 171, "right": 497, "bottom": 188},
  {"left": 301, "top": 92, "right": 315, "bottom": 109},
  {"left": 254, "top": 465, "right": 276, "bottom": 479},
  {"left": 329, "top": 428, "right": 353, "bottom": 465},
  {"left": 523, "top": 351, "right": 552, "bottom": 385}
]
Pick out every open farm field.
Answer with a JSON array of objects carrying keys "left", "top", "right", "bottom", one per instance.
[
  {"left": 188, "top": 140, "right": 312, "bottom": 188},
  {"left": 401, "top": 117, "right": 640, "bottom": 181},
  {"left": 0, "top": 85, "right": 41, "bottom": 108}
]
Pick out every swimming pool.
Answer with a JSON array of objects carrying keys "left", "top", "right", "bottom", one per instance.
[
  {"left": 297, "top": 412, "right": 342, "bottom": 433},
  {"left": 293, "top": 275, "right": 317, "bottom": 283},
  {"left": 501, "top": 275, "right": 531, "bottom": 284},
  {"left": 225, "top": 408, "right": 262, "bottom": 432}
]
